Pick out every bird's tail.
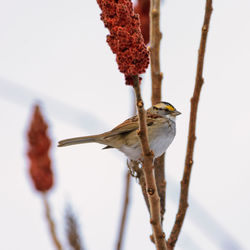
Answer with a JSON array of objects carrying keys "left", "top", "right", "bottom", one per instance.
[{"left": 58, "top": 135, "right": 100, "bottom": 147}]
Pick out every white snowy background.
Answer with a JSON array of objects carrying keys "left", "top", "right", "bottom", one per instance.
[{"left": 0, "top": 0, "right": 249, "bottom": 249}]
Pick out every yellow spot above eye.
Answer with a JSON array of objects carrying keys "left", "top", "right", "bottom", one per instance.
[{"left": 166, "top": 105, "right": 175, "bottom": 111}]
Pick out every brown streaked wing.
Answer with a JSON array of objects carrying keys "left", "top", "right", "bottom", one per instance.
[{"left": 103, "top": 113, "right": 162, "bottom": 138}]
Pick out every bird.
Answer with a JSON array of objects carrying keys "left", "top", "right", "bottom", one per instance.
[{"left": 58, "top": 102, "right": 181, "bottom": 161}]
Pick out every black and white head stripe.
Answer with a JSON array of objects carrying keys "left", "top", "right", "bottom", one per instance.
[{"left": 153, "top": 102, "right": 176, "bottom": 111}]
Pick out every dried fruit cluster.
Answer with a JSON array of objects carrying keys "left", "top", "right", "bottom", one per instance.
[
  {"left": 27, "top": 105, "right": 53, "bottom": 192},
  {"left": 97, "top": 0, "right": 149, "bottom": 85}
]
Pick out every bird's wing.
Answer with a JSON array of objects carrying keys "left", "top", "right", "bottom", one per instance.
[{"left": 102, "top": 113, "right": 161, "bottom": 138}]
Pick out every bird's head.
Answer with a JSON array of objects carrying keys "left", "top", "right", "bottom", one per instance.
[{"left": 149, "top": 102, "right": 181, "bottom": 120}]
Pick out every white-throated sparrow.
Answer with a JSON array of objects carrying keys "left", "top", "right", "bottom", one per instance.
[{"left": 58, "top": 102, "right": 181, "bottom": 161}]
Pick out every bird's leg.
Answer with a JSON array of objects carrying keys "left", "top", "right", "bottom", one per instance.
[{"left": 127, "top": 159, "right": 141, "bottom": 178}]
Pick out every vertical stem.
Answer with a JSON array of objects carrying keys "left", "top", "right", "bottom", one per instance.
[
  {"left": 150, "top": 0, "right": 163, "bottom": 104},
  {"left": 167, "top": 1, "right": 213, "bottom": 248},
  {"left": 42, "top": 193, "right": 63, "bottom": 250},
  {"left": 65, "top": 206, "right": 84, "bottom": 250},
  {"left": 150, "top": 0, "right": 166, "bottom": 224},
  {"left": 154, "top": 155, "right": 166, "bottom": 223},
  {"left": 133, "top": 75, "right": 167, "bottom": 250},
  {"left": 116, "top": 171, "right": 131, "bottom": 250}
]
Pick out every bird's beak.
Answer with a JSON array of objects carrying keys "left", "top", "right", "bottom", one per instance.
[{"left": 171, "top": 110, "right": 181, "bottom": 116}]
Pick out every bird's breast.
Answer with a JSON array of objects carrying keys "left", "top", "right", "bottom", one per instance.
[
  {"left": 119, "top": 120, "right": 176, "bottom": 161},
  {"left": 149, "top": 122, "right": 176, "bottom": 158}
]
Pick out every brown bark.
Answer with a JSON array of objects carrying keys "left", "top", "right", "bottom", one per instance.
[
  {"left": 42, "top": 193, "right": 63, "bottom": 250},
  {"left": 167, "top": 1, "right": 213, "bottom": 248},
  {"left": 133, "top": 75, "right": 167, "bottom": 250},
  {"left": 150, "top": 0, "right": 163, "bottom": 104},
  {"left": 150, "top": 0, "right": 166, "bottom": 225},
  {"left": 116, "top": 170, "right": 131, "bottom": 250},
  {"left": 154, "top": 155, "right": 166, "bottom": 223}
]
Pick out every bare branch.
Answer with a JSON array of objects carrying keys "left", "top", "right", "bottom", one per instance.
[
  {"left": 167, "top": 1, "right": 213, "bottom": 248},
  {"left": 42, "top": 193, "right": 63, "bottom": 250},
  {"left": 116, "top": 170, "right": 131, "bottom": 250},
  {"left": 149, "top": 0, "right": 166, "bottom": 225},
  {"left": 133, "top": 75, "right": 167, "bottom": 250},
  {"left": 65, "top": 206, "right": 84, "bottom": 250},
  {"left": 154, "top": 155, "right": 166, "bottom": 223},
  {"left": 150, "top": 0, "right": 163, "bottom": 104}
]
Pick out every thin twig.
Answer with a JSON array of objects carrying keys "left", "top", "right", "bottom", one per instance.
[
  {"left": 128, "top": 160, "right": 150, "bottom": 212},
  {"left": 133, "top": 75, "right": 167, "bottom": 250},
  {"left": 167, "top": 1, "right": 213, "bottom": 249},
  {"left": 116, "top": 170, "right": 131, "bottom": 250},
  {"left": 150, "top": 0, "right": 166, "bottom": 224},
  {"left": 42, "top": 193, "right": 63, "bottom": 250},
  {"left": 150, "top": 0, "right": 163, "bottom": 104},
  {"left": 154, "top": 156, "right": 166, "bottom": 223},
  {"left": 65, "top": 206, "right": 84, "bottom": 250}
]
